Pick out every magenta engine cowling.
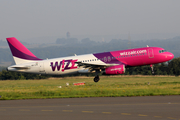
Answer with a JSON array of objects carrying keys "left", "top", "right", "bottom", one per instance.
[{"left": 104, "top": 65, "right": 125, "bottom": 75}]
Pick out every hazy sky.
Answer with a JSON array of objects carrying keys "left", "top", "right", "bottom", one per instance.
[{"left": 0, "top": 0, "right": 180, "bottom": 42}]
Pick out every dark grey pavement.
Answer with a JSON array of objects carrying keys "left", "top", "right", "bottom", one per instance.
[{"left": 0, "top": 96, "right": 180, "bottom": 120}]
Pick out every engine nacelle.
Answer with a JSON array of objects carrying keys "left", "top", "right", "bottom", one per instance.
[{"left": 103, "top": 65, "right": 125, "bottom": 75}]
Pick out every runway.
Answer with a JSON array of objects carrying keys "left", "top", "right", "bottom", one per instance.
[{"left": 0, "top": 96, "right": 180, "bottom": 120}]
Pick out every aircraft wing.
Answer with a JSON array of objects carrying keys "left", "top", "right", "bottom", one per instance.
[{"left": 75, "top": 61, "right": 119, "bottom": 72}]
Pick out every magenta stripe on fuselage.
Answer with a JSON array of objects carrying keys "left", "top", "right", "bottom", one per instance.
[
  {"left": 93, "top": 47, "right": 159, "bottom": 67},
  {"left": 93, "top": 52, "right": 124, "bottom": 65}
]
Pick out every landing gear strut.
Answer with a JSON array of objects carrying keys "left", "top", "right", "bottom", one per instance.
[
  {"left": 94, "top": 75, "right": 100, "bottom": 82},
  {"left": 94, "top": 70, "right": 100, "bottom": 82},
  {"left": 150, "top": 64, "right": 154, "bottom": 74}
]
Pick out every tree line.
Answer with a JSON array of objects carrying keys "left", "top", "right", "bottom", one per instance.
[
  {"left": 124, "top": 57, "right": 180, "bottom": 76},
  {"left": 0, "top": 57, "right": 180, "bottom": 80}
]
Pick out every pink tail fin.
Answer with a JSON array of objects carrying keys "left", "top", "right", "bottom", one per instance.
[{"left": 6, "top": 37, "right": 41, "bottom": 64}]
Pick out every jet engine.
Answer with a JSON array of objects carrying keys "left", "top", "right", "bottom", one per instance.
[{"left": 103, "top": 65, "right": 125, "bottom": 75}]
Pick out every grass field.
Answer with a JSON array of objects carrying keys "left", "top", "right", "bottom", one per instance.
[{"left": 0, "top": 75, "right": 180, "bottom": 100}]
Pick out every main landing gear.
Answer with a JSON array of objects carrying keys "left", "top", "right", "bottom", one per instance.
[
  {"left": 94, "top": 69, "right": 100, "bottom": 82},
  {"left": 94, "top": 75, "right": 100, "bottom": 82}
]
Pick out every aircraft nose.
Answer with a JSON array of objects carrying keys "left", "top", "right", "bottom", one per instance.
[{"left": 166, "top": 52, "right": 174, "bottom": 60}]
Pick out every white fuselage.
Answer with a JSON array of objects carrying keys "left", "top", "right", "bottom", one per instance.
[{"left": 8, "top": 54, "right": 107, "bottom": 75}]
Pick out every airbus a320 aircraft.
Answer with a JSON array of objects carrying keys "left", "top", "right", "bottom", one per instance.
[{"left": 6, "top": 37, "right": 174, "bottom": 82}]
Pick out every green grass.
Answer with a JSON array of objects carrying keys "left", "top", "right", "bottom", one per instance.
[{"left": 0, "top": 75, "right": 180, "bottom": 100}]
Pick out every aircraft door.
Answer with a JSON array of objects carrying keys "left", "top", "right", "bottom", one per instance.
[
  {"left": 39, "top": 62, "right": 45, "bottom": 72},
  {"left": 148, "top": 48, "right": 154, "bottom": 58}
]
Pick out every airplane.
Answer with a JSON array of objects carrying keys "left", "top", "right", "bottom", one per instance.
[{"left": 6, "top": 37, "right": 174, "bottom": 82}]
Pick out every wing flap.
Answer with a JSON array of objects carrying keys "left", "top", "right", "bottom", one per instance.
[{"left": 75, "top": 61, "right": 119, "bottom": 72}]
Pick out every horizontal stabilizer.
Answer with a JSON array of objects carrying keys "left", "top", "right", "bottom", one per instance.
[{"left": 11, "top": 65, "right": 30, "bottom": 69}]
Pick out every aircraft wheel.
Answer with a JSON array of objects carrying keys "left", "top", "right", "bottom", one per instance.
[{"left": 94, "top": 76, "right": 100, "bottom": 82}]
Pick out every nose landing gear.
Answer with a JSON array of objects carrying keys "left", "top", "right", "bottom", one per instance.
[{"left": 150, "top": 64, "right": 154, "bottom": 74}]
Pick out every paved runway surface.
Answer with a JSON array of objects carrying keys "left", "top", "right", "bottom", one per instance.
[{"left": 0, "top": 96, "right": 180, "bottom": 120}]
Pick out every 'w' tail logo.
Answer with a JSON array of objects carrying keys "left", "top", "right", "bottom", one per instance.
[{"left": 50, "top": 59, "right": 78, "bottom": 72}]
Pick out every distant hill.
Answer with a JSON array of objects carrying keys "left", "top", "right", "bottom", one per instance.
[
  {"left": 0, "top": 40, "right": 7, "bottom": 46},
  {"left": 0, "top": 39, "right": 29, "bottom": 47},
  {"left": 0, "top": 36, "right": 180, "bottom": 66}
]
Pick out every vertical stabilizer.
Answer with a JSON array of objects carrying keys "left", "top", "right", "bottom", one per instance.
[{"left": 6, "top": 37, "right": 42, "bottom": 64}]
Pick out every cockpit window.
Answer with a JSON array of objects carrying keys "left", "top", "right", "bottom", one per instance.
[{"left": 159, "top": 50, "right": 167, "bottom": 53}]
